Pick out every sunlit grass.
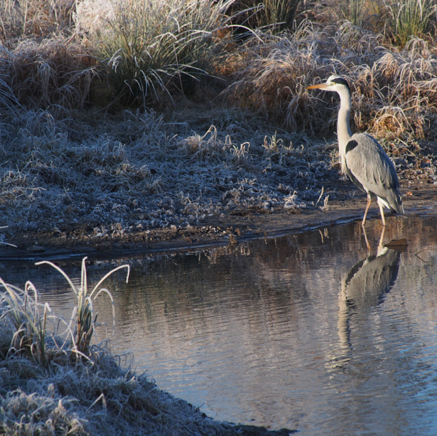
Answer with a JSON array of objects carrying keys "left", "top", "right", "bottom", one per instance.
[
  {"left": 0, "top": 0, "right": 74, "bottom": 40},
  {"left": 385, "top": 0, "right": 436, "bottom": 47},
  {"left": 223, "top": 20, "right": 437, "bottom": 142},
  {"left": 0, "top": 0, "right": 435, "bottom": 138},
  {"left": 75, "top": 0, "right": 238, "bottom": 106}
]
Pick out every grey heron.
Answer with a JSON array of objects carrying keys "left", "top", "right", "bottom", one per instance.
[{"left": 307, "top": 75, "right": 403, "bottom": 226}]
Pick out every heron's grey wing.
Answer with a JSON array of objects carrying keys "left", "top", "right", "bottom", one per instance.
[{"left": 345, "top": 133, "right": 402, "bottom": 211}]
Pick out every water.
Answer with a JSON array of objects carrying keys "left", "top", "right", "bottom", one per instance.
[{"left": 3, "top": 215, "right": 437, "bottom": 435}]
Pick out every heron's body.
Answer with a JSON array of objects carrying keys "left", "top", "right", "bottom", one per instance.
[{"left": 307, "top": 76, "right": 403, "bottom": 226}]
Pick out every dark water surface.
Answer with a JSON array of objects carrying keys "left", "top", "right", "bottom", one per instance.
[{"left": 3, "top": 216, "right": 437, "bottom": 435}]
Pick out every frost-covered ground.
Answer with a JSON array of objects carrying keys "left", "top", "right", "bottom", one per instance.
[
  {"left": 0, "top": 104, "right": 436, "bottom": 255},
  {"left": 0, "top": 107, "right": 332, "bottom": 240}
]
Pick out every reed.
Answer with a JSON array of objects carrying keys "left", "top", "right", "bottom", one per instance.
[
  {"left": 385, "top": 0, "right": 436, "bottom": 47},
  {"left": 0, "top": 257, "right": 130, "bottom": 363},
  {"left": 35, "top": 257, "right": 130, "bottom": 357},
  {"left": 0, "top": 279, "right": 51, "bottom": 365}
]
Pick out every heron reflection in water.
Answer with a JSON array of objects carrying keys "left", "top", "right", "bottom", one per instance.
[{"left": 335, "top": 227, "right": 406, "bottom": 362}]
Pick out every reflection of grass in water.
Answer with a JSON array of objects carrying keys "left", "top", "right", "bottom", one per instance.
[{"left": 0, "top": 257, "right": 277, "bottom": 435}]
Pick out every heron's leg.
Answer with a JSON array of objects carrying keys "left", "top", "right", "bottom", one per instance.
[
  {"left": 361, "top": 194, "right": 372, "bottom": 227},
  {"left": 378, "top": 201, "right": 386, "bottom": 226}
]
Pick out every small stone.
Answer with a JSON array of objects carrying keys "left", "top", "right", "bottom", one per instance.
[{"left": 27, "top": 245, "right": 45, "bottom": 253}]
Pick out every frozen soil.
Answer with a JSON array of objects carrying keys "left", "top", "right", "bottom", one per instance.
[
  {"left": 0, "top": 105, "right": 436, "bottom": 259},
  {"left": 2, "top": 182, "right": 437, "bottom": 261}
]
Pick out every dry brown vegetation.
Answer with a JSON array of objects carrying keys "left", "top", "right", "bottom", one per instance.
[
  {"left": 224, "top": 21, "right": 437, "bottom": 139},
  {"left": 0, "top": 0, "right": 435, "bottom": 242},
  {"left": 0, "top": 1, "right": 437, "bottom": 434}
]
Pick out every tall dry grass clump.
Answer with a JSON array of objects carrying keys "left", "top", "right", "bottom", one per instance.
[
  {"left": 384, "top": 0, "right": 436, "bottom": 47},
  {"left": 316, "top": 0, "right": 436, "bottom": 46},
  {"left": 227, "top": 0, "right": 303, "bottom": 32},
  {"left": 0, "top": 0, "right": 97, "bottom": 111},
  {"left": 75, "top": 0, "right": 237, "bottom": 106},
  {"left": 0, "top": 0, "right": 75, "bottom": 42},
  {"left": 353, "top": 37, "right": 437, "bottom": 140},
  {"left": 223, "top": 23, "right": 329, "bottom": 132},
  {"left": 0, "top": 39, "right": 96, "bottom": 110}
]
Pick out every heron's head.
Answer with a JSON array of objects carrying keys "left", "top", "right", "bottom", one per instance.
[{"left": 307, "top": 75, "right": 351, "bottom": 94}]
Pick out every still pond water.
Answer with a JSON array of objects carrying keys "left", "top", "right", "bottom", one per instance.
[{"left": 3, "top": 216, "right": 437, "bottom": 435}]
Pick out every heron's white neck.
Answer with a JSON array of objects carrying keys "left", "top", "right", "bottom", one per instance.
[{"left": 336, "top": 87, "right": 353, "bottom": 174}]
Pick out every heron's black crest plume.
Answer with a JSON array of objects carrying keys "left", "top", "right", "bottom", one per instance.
[{"left": 331, "top": 77, "right": 350, "bottom": 92}]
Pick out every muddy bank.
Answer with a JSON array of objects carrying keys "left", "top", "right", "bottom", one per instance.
[{"left": 2, "top": 183, "right": 436, "bottom": 260}]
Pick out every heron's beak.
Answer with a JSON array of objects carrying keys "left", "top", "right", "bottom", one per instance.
[{"left": 307, "top": 83, "right": 329, "bottom": 90}]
